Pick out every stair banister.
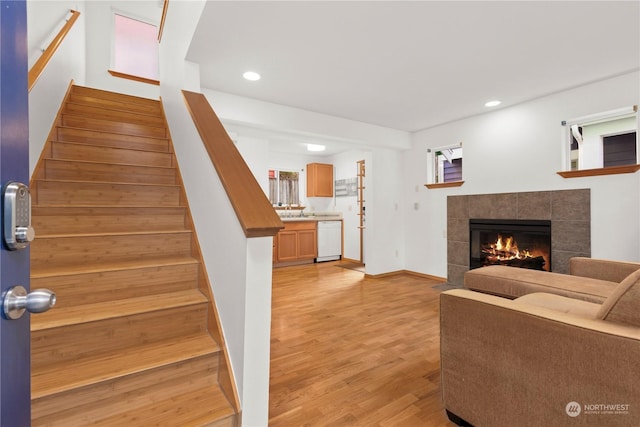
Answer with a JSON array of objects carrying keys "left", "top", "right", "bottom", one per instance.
[
  {"left": 28, "top": 9, "right": 80, "bottom": 92},
  {"left": 181, "top": 90, "right": 283, "bottom": 238}
]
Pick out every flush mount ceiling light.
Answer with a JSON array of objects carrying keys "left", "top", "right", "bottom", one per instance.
[
  {"left": 307, "top": 143, "right": 326, "bottom": 152},
  {"left": 484, "top": 100, "right": 501, "bottom": 107},
  {"left": 243, "top": 71, "right": 261, "bottom": 81}
]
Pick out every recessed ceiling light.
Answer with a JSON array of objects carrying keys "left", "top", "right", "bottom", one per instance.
[
  {"left": 243, "top": 71, "right": 261, "bottom": 81},
  {"left": 307, "top": 143, "right": 326, "bottom": 152},
  {"left": 484, "top": 100, "right": 501, "bottom": 107}
]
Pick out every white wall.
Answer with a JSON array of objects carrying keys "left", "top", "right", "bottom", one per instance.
[
  {"left": 404, "top": 71, "right": 640, "bottom": 278},
  {"left": 84, "top": 0, "right": 161, "bottom": 99},
  {"left": 28, "top": 0, "right": 86, "bottom": 176},
  {"left": 365, "top": 148, "right": 404, "bottom": 275}
]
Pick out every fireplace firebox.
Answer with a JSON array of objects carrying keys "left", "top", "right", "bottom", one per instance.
[{"left": 469, "top": 219, "right": 552, "bottom": 271}]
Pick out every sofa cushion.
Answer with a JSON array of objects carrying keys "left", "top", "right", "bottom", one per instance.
[
  {"left": 464, "top": 265, "right": 616, "bottom": 303},
  {"left": 597, "top": 269, "right": 640, "bottom": 326},
  {"left": 513, "top": 293, "right": 601, "bottom": 318}
]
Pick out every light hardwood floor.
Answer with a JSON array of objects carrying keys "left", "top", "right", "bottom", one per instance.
[{"left": 269, "top": 262, "right": 455, "bottom": 426}]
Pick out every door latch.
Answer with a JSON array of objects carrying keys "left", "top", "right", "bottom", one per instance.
[
  {"left": 3, "top": 286, "right": 56, "bottom": 320},
  {"left": 3, "top": 182, "right": 35, "bottom": 250}
]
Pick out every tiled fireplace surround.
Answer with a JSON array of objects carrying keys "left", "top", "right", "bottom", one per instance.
[{"left": 447, "top": 189, "right": 591, "bottom": 287}]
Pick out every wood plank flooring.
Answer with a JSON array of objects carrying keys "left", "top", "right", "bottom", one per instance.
[{"left": 269, "top": 262, "right": 455, "bottom": 426}]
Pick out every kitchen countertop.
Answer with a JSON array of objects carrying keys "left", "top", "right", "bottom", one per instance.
[{"left": 280, "top": 216, "right": 343, "bottom": 222}]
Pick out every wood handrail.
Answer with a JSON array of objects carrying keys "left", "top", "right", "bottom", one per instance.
[
  {"left": 107, "top": 69, "right": 160, "bottom": 86},
  {"left": 182, "top": 90, "right": 284, "bottom": 238},
  {"left": 28, "top": 9, "right": 81, "bottom": 92},
  {"left": 158, "top": 0, "right": 169, "bottom": 42}
]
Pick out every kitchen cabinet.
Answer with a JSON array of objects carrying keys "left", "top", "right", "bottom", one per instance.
[
  {"left": 306, "top": 163, "right": 333, "bottom": 197},
  {"left": 274, "top": 221, "right": 317, "bottom": 266}
]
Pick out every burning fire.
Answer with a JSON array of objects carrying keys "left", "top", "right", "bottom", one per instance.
[
  {"left": 480, "top": 234, "right": 549, "bottom": 271},
  {"left": 484, "top": 234, "right": 533, "bottom": 261}
]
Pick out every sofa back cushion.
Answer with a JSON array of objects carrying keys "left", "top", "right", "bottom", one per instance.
[{"left": 597, "top": 269, "right": 640, "bottom": 326}]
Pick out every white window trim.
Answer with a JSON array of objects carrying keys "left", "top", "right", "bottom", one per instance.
[
  {"left": 426, "top": 142, "right": 463, "bottom": 185},
  {"left": 561, "top": 105, "right": 638, "bottom": 171},
  {"left": 110, "top": 8, "right": 160, "bottom": 79}
]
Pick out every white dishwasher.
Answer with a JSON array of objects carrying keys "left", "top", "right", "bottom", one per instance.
[{"left": 316, "top": 220, "right": 342, "bottom": 262}]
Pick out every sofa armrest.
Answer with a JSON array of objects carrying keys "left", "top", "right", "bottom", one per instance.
[
  {"left": 440, "top": 289, "right": 640, "bottom": 426},
  {"left": 570, "top": 257, "right": 640, "bottom": 283}
]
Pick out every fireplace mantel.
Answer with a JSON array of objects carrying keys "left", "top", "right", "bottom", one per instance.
[{"left": 447, "top": 189, "right": 590, "bottom": 287}]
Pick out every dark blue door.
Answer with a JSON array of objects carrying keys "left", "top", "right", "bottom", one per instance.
[{"left": 0, "top": 1, "right": 31, "bottom": 426}]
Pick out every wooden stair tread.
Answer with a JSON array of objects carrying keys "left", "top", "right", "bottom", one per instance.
[
  {"left": 35, "top": 178, "right": 180, "bottom": 188},
  {"left": 62, "top": 112, "right": 166, "bottom": 131},
  {"left": 90, "top": 384, "right": 235, "bottom": 427},
  {"left": 55, "top": 125, "right": 169, "bottom": 143},
  {"left": 32, "top": 334, "right": 220, "bottom": 399},
  {"left": 65, "top": 101, "right": 162, "bottom": 119},
  {"left": 33, "top": 204, "right": 186, "bottom": 211},
  {"left": 71, "top": 85, "right": 160, "bottom": 107},
  {"left": 61, "top": 115, "right": 166, "bottom": 139},
  {"left": 35, "top": 228, "right": 190, "bottom": 239},
  {"left": 43, "top": 157, "right": 175, "bottom": 170},
  {"left": 49, "top": 138, "right": 172, "bottom": 156},
  {"left": 31, "top": 256, "right": 199, "bottom": 278},
  {"left": 32, "top": 289, "right": 207, "bottom": 331}
]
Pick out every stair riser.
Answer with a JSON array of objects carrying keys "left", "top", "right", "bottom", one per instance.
[
  {"left": 35, "top": 180, "right": 181, "bottom": 206},
  {"left": 56, "top": 127, "right": 170, "bottom": 152},
  {"left": 61, "top": 115, "right": 166, "bottom": 138},
  {"left": 63, "top": 103, "right": 164, "bottom": 127},
  {"left": 32, "top": 305, "right": 208, "bottom": 368},
  {"left": 31, "top": 232, "right": 192, "bottom": 266},
  {"left": 32, "top": 206, "right": 187, "bottom": 235},
  {"left": 71, "top": 86, "right": 161, "bottom": 109},
  {"left": 31, "top": 263, "right": 198, "bottom": 308},
  {"left": 32, "top": 355, "right": 218, "bottom": 425},
  {"left": 43, "top": 159, "right": 176, "bottom": 185},
  {"left": 51, "top": 141, "right": 173, "bottom": 166},
  {"left": 68, "top": 94, "right": 162, "bottom": 116}
]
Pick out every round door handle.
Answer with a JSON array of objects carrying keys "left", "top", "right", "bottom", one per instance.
[{"left": 3, "top": 286, "right": 56, "bottom": 320}]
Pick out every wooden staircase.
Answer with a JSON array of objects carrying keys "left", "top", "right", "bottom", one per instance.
[{"left": 29, "top": 85, "right": 238, "bottom": 426}]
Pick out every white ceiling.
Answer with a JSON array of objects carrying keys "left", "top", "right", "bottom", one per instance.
[{"left": 186, "top": 1, "right": 639, "bottom": 136}]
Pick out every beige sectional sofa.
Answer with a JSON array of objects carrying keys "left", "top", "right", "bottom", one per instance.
[{"left": 440, "top": 257, "right": 640, "bottom": 426}]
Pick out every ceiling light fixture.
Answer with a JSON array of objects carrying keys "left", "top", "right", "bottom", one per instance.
[
  {"left": 484, "top": 100, "right": 501, "bottom": 107},
  {"left": 243, "top": 71, "right": 261, "bottom": 81},
  {"left": 307, "top": 143, "right": 326, "bottom": 152}
]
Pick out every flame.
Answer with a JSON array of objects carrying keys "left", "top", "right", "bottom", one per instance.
[
  {"left": 480, "top": 234, "right": 548, "bottom": 271},
  {"left": 484, "top": 234, "right": 528, "bottom": 261}
]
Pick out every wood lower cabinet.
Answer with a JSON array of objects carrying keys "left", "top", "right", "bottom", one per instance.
[{"left": 274, "top": 221, "right": 317, "bottom": 266}]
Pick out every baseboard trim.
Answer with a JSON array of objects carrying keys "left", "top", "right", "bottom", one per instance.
[{"left": 364, "top": 269, "right": 446, "bottom": 282}]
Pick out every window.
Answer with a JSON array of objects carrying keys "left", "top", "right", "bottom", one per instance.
[
  {"left": 563, "top": 106, "right": 638, "bottom": 171},
  {"left": 269, "top": 170, "right": 300, "bottom": 206},
  {"left": 112, "top": 13, "right": 159, "bottom": 81},
  {"left": 427, "top": 144, "right": 463, "bottom": 186}
]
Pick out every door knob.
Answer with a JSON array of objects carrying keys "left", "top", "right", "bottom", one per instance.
[{"left": 3, "top": 285, "right": 56, "bottom": 320}]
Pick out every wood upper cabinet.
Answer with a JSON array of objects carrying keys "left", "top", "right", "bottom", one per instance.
[{"left": 306, "top": 163, "right": 334, "bottom": 197}]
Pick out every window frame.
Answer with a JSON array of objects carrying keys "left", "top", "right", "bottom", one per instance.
[
  {"left": 269, "top": 169, "right": 301, "bottom": 206},
  {"left": 426, "top": 143, "right": 464, "bottom": 189},
  {"left": 110, "top": 10, "right": 160, "bottom": 84},
  {"left": 560, "top": 105, "right": 638, "bottom": 175}
]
